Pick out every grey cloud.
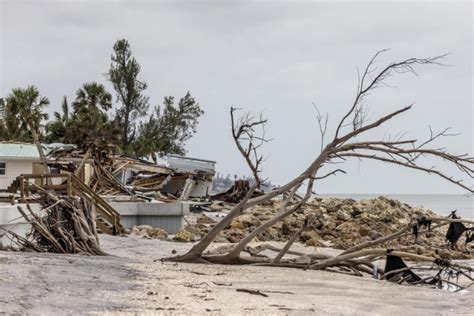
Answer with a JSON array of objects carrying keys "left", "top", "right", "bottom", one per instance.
[{"left": 0, "top": 0, "right": 472, "bottom": 194}]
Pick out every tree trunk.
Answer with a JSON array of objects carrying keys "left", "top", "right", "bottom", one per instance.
[
  {"left": 122, "top": 110, "right": 130, "bottom": 150},
  {"left": 29, "top": 122, "right": 49, "bottom": 176},
  {"left": 170, "top": 187, "right": 257, "bottom": 261},
  {"left": 273, "top": 226, "right": 304, "bottom": 263}
]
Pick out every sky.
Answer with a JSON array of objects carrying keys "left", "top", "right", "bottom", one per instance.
[{"left": 0, "top": 0, "right": 472, "bottom": 194}]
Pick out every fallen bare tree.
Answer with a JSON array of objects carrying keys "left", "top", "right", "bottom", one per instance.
[{"left": 166, "top": 51, "right": 473, "bottom": 286}]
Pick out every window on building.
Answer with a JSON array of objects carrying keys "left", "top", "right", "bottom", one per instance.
[{"left": 0, "top": 162, "right": 5, "bottom": 175}]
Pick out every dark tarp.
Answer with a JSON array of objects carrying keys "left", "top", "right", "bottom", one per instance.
[
  {"left": 446, "top": 222, "right": 467, "bottom": 245},
  {"left": 384, "top": 255, "right": 422, "bottom": 283}
]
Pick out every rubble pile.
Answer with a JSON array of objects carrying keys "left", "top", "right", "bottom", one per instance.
[
  {"left": 129, "top": 225, "right": 168, "bottom": 240},
  {"left": 40, "top": 145, "right": 212, "bottom": 203},
  {"left": 173, "top": 229, "right": 195, "bottom": 242},
  {"left": 90, "top": 161, "right": 133, "bottom": 196},
  {"left": 128, "top": 173, "right": 172, "bottom": 191},
  {"left": 184, "top": 196, "right": 473, "bottom": 259},
  {"left": 128, "top": 225, "right": 196, "bottom": 242}
]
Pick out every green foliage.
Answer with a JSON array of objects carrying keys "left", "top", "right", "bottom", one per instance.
[
  {"left": 0, "top": 101, "right": 31, "bottom": 141},
  {"left": 131, "top": 91, "right": 204, "bottom": 160},
  {"left": 3, "top": 39, "right": 204, "bottom": 160},
  {"left": 108, "top": 39, "right": 149, "bottom": 150},
  {"left": 66, "top": 105, "right": 120, "bottom": 150},
  {"left": 44, "top": 96, "right": 69, "bottom": 143},
  {"left": 0, "top": 86, "right": 49, "bottom": 141},
  {"left": 73, "top": 82, "right": 112, "bottom": 112},
  {"left": 45, "top": 82, "right": 120, "bottom": 150}
]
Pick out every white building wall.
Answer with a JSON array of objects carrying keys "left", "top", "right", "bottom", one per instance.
[
  {"left": 0, "top": 203, "right": 41, "bottom": 247},
  {"left": 0, "top": 160, "right": 35, "bottom": 190},
  {"left": 190, "top": 179, "right": 212, "bottom": 197},
  {"left": 161, "top": 178, "right": 213, "bottom": 198}
]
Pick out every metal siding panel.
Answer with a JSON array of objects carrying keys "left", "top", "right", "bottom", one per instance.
[
  {"left": 122, "top": 216, "right": 137, "bottom": 228},
  {"left": 175, "top": 216, "right": 179, "bottom": 233},
  {"left": 121, "top": 215, "right": 183, "bottom": 233}
]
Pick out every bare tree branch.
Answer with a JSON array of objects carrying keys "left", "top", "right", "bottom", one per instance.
[
  {"left": 230, "top": 107, "right": 270, "bottom": 187},
  {"left": 314, "top": 169, "right": 347, "bottom": 180},
  {"left": 338, "top": 152, "right": 473, "bottom": 192},
  {"left": 313, "top": 103, "right": 329, "bottom": 153},
  {"left": 334, "top": 50, "right": 446, "bottom": 140}
]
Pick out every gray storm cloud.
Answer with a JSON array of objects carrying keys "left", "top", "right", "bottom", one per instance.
[{"left": 1, "top": 0, "right": 472, "bottom": 193}]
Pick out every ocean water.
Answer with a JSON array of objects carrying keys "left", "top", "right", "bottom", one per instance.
[{"left": 317, "top": 194, "right": 474, "bottom": 219}]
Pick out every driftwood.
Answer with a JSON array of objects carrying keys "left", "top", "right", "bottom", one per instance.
[
  {"left": 236, "top": 288, "right": 268, "bottom": 297},
  {"left": 9, "top": 189, "right": 106, "bottom": 255}
]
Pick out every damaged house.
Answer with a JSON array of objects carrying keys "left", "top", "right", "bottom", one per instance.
[
  {"left": 160, "top": 155, "right": 216, "bottom": 199},
  {"left": 0, "top": 142, "right": 216, "bottom": 237}
]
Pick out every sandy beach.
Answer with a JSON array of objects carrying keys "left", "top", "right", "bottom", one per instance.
[{"left": 1, "top": 235, "right": 472, "bottom": 315}]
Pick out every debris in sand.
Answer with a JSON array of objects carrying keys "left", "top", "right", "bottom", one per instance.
[
  {"left": 236, "top": 288, "right": 268, "bottom": 297},
  {"left": 213, "top": 281, "right": 232, "bottom": 286}
]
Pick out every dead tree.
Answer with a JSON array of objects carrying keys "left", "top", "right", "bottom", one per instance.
[{"left": 168, "top": 51, "right": 473, "bottom": 278}]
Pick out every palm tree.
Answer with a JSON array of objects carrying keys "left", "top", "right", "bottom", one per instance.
[
  {"left": 6, "top": 86, "right": 50, "bottom": 174},
  {"left": 55, "top": 96, "right": 70, "bottom": 123},
  {"left": 0, "top": 99, "right": 30, "bottom": 141},
  {"left": 73, "top": 82, "right": 112, "bottom": 112},
  {"left": 67, "top": 82, "right": 120, "bottom": 153},
  {"left": 45, "top": 96, "right": 70, "bottom": 143}
]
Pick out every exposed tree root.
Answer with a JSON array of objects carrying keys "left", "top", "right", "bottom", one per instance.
[{"left": 8, "top": 191, "right": 106, "bottom": 256}]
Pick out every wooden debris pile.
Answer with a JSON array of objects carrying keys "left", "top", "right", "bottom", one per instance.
[
  {"left": 89, "top": 161, "right": 133, "bottom": 196},
  {"left": 128, "top": 172, "right": 172, "bottom": 192},
  {"left": 10, "top": 191, "right": 106, "bottom": 255},
  {"left": 211, "top": 180, "right": 264, "bottom": 203},
  {"left": 48, "top": 150, "right": 199, "bottom": 202}
]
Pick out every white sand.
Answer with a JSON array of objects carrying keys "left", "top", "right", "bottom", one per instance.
[{"left": 0, "top": 235, "right": 472, "bottom": 315}]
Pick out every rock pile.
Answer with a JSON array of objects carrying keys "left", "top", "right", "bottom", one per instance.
[
  {"left": 184, "top": 196, "right": 473, "bottom": 259},
  {"left": 173, "top": 229, "right": 194, "bottom": 242},
  {"left": 128, "top": 226, "right": 195, "bottom": 242},
  {"left": 129, "top": 225, "right": 168, "bottom": 240}
]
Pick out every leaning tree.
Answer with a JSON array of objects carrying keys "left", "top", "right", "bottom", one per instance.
[{"left": 167, "top": 51, "right": 473, "bottom": 279}]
